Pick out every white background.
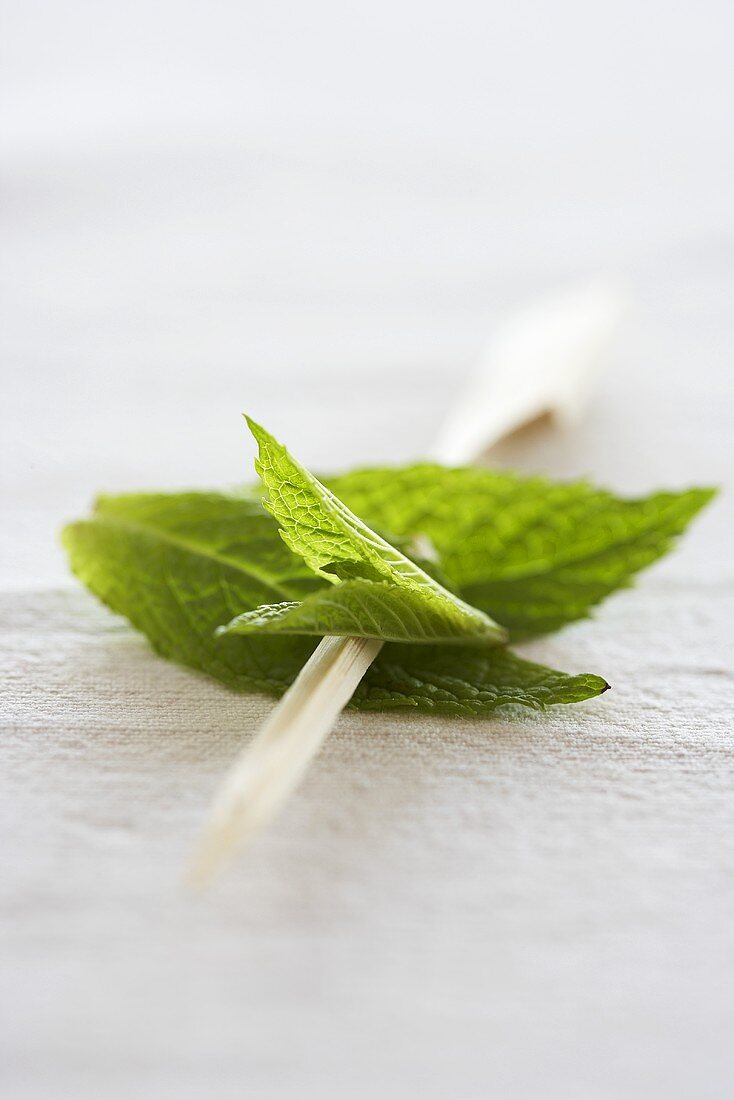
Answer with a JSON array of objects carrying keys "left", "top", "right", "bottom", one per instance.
[{"left": 2, "top": 3, "right": 733, "bottom": 1097}]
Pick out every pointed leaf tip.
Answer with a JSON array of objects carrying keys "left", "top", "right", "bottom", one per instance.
[{"left": 243, "top": 413, "right": 266, "bottom": 440}]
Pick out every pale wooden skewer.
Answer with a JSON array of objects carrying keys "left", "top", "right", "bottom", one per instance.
[{"left": 187, "top": 282, "right": 622, "bottom": 886}]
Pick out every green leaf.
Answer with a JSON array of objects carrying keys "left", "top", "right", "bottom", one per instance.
[
  {"left": 244, "top": 417, "right": 507, "bottom": 646},
  {"left": 218, "top": 577, "right": 492, "bottom": 645},
  {"left": 361, "top": 645, "right": 609, "bottom": 715},
  {"left": 61, "top": 431, "right": 712, "bottom": 717},
  {"left": 326, "top": 465, "right": 716, "bottom": 638},
  {"left": 62, "top": 492, "right": 321, "bottom": 696},
  {"left": 62, "top": 490, "right": 607, "bottom": 715}
]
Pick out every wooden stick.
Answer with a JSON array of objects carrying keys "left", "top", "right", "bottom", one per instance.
[{"left": 188, "top": 636, "right": 382, "bottom": 886}]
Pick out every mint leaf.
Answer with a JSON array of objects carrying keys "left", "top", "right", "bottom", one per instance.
[
  {"left": 244, "top": 417, "right": 507, "bottom": 646},
  {"left": 327, "top": 465, "right": 715, "bottom": 638},
  {"left": 363, "top": 645, "right": 608, "bottom": 715},
  {"left": 62, "top": 430, "right": 712, "bottom": 717},
  {"left": 62, "top": 491, "right": 606, "bottom": 715},
  {"left": 62, "top": 492, "right": 320, "bottom": 695},
  {"left": 217, "top": 578, "right": 494, "bottom": 645}
]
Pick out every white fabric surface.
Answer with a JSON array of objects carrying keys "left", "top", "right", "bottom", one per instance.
[{"left": 2, "top": 3, "right": 734, "bottom": 1097}]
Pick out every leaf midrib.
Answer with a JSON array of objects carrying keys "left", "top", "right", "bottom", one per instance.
[{"left": 89, "top": 511, "right": 300, "bottom": 601}]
